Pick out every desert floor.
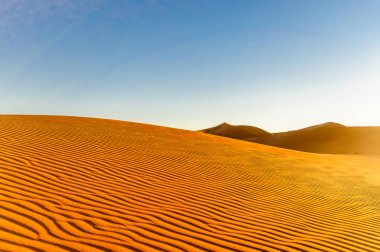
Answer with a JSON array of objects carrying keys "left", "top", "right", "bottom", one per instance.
[{"left": 1, "top": 115, "right": 380, "bottom": 251}]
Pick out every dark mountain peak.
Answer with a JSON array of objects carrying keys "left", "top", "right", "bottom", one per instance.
[{"left": 216, "top": 122, "right": 230, "bottom": 127}]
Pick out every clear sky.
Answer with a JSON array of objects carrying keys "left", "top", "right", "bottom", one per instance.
[{"left": 1, "top": 0, "right": 380, "bottom": 132}]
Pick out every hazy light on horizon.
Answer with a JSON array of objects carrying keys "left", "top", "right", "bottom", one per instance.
[{"left": 1, "top": 0, "right": 380, "bottom": 132}]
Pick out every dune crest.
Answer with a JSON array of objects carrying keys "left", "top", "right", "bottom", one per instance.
[
  {"left": 203, "top": 122, "right": 380, "bottom": 155},
  {"left": 1, "top": 115, "right": 380, "bottom": 251},
  {"left": 201, "top": 122, "right": 271, "bottom": 140}
]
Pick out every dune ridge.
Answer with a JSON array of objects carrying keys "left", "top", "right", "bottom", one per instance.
[
  {"left": 1, "top": 115, "right": 380, "bottom": 251},
  {"left": 203, "top": 122, "right": 380, "bottom": 155},
  {"left": 201, "top": 122, "right": 271, "bottom": 140},
  {"left": 248, "top": 123, "right": 380, "bottom": 155}
]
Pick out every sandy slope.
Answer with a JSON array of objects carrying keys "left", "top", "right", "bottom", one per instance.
[
  {"left": 201, "top": 123, "right": 271, "bottom": 140},
  {"left": 203, "top": 122, "right": 380, "bottom": 155},
  {"left": 1, "top": 115, "right": 380, "bottom": 252},
  {"left": 248, "top": 123, "right": 380, "bottom": 155}
]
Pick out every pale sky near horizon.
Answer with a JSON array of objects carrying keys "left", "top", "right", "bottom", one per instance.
[{"left": 1, "top": 0, "right": 380, "bottom": 132}]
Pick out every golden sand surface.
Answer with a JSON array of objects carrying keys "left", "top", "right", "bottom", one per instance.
[{"left": 1, "top": 115, "right": 380, "bottom": 251}]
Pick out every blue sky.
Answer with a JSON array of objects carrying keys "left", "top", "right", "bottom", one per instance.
[{"left": 1, "top": 0, "right": 380, "bottom": 131}]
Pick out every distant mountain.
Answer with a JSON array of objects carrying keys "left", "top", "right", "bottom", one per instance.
[
  {"left": 201, "top": 122, "right": 271, "bottom": 140},
  {"left": 202, "top": 122, "right": 380, "bottom": 155}
]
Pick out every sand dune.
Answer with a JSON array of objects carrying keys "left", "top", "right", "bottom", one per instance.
[
  {"left": 201, "top": 122, "right": 271, "bottom": 140},
  {"left": 203, "top": 122, "right": 380, "bottom": 155},
  {"left": 248, "top": 122, "right": 380, "bottom": 155},
  {"left": 1, "top": 115, "right": 380, "bottom": 251}
]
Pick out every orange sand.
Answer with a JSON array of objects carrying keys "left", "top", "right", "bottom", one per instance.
[{"left": 1, "top": 115, "right": 380, "bottom": 251}]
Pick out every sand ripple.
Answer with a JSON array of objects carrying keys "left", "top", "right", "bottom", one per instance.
[{"left": 1, "top": 116, "right": 380, "bottom": 251}]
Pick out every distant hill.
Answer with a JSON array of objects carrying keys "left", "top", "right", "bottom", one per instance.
[
  {"left": 201, "top": 122, "right": 271, "bottom": 140},
  {"left": 202, "top": 122, "right": 380, "bottom": 155},
  {"left": 249, "top": 122, "right": 380, "bottom": 154}
]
